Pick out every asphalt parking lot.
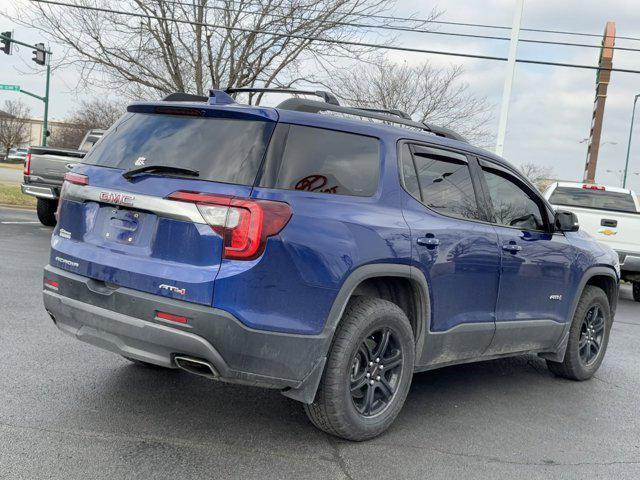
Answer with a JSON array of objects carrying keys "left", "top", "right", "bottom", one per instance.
[{"left": 0, "top": 205, "right": 639, "bottom": 480}]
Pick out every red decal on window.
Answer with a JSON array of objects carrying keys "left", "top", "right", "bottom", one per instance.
[{"left": 295, "top": 175, "right": 338, "bottom": 193}]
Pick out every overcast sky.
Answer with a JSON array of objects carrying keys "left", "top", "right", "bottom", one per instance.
[{"left": 1, "top": 0, "right": 640, "bottom": 190}]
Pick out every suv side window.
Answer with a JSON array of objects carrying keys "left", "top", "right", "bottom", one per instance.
[
  {"left": 482, "top": 167, "right": 546, "bottom": 231},
  {"left": 400, "top": 144, "right": 420, "bottom": 198},
  {"left": 401, "top": 144, "right": 482, "bottom": 221},
  {"left": 260, "top": 124, "right": 380, "bottom": 196}
]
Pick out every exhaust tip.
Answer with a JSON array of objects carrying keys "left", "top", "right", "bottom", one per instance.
[{"left": 174, "top": 355, "right": 218, "bottom": 379}]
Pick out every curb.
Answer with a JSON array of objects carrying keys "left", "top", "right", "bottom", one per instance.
[{"left": 0, "top": 203, "right": 36, "bottom": 211}]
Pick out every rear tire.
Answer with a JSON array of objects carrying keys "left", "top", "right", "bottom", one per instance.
[
  {"left": 304, "top": 297, "right": 415, "bottom": 441},
  {"left": 546, "top": 286, "right": 611, "bottom": 380},
  {"left": 36, "top": 198, "right": 57, "bottom": 227},
  {"left": 633, "top": 282, "right": 640, "bottom": 302}
]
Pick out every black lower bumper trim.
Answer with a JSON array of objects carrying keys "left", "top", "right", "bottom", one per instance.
[{"left": 43, "top": 265, "right": 328, "bottom": 399}]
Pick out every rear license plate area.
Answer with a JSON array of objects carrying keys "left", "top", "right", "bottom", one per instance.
[{"left": 103, "top": 207, "right": 145, "bottom": 244}]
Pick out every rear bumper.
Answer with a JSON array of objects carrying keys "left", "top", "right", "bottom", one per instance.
[
  {"left": 21, "top": 183, "right": 57, "bottom": 199},
  {"left": 42, "top": 265, "right": 328, "bottom": 402},
  {"left": 616, "top": 251, "right": 640, "bottom": 275}
]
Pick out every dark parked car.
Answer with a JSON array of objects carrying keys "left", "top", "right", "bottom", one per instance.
[{"left": 43, "top": 89, "right": 619, "bottom": 441}]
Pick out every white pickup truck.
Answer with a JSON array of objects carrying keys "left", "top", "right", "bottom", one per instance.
[{"left": 544, "top": 181, "right": 640, "bottom": 301}]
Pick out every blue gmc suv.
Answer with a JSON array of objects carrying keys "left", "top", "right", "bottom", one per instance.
[{"left": 43, "top": 88, "right": 619, "bottom": 441}]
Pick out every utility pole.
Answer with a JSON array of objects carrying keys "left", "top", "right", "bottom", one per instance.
[
  {"left": 495, "top": 0, "right": 524, "bottom": 157},
  {"left": 0, "top": 32, "right": 52, "bottom": 146},
  {"left": 623, "top": 94, "right": 640, "bottom": 188},
  {"left": 583, "top": 22, "right": 616, "bottom": 183}
]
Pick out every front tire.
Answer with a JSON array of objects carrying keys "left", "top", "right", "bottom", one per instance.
[
  {"left": 36, "top": 197, "right": 58, "bottom": 227},
  {"left": 546, "top": 286, "right": 611, "bottom": 380},
  {"left": 304, "top": 297, "right": 415, "bottom": 441},
  {"left": 633, "top": 281, "right": 640, "bottom": 302}
]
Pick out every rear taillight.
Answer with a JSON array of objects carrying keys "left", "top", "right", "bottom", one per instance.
[
  {"left": 57, "top": 173, "right": 88, "bottom": 220},
  {"left": 24, "top": 152, "right": 31, "bottom": 176},
  {"left": 64, "top": 172, "right": 89, "bottom": 186},
  {"left": 168, "top": 191, "right": 292, "bottom": 260},
  {"left": 44, "top": 278, "right": 59, "bottom": 290}
]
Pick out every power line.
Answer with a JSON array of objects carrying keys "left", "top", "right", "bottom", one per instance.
[
  {"left": 151, "top": 0, "right": 640, "bottom": 54},
  {"left": 28, "top": 0, "right": 640, "bottom": 75},
  {"left": 185, "top": 0, "right": 640, "bottom": 43},
  {"left": 432, "top": 20, "right": 640, "bottom": 44}
]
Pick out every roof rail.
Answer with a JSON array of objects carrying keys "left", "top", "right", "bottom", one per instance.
[
  {"left": 161, "top": 91, "right": 467, "bottom": 143},
  {"left": 225, "top": 87, "right": 340, "bottom": 106},
  {"left": 353, "top": 107, "right": 412, "bottom": 120},
  {"left": 277, "top": 98, "right": 468, "bottom": 143},
  {"left": 423, "top": 124, "right": 467, "bottom": 142}
]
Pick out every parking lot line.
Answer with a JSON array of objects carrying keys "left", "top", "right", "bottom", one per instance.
[{"left": 1, "top": 221, "right": 41, "bottom": 224}]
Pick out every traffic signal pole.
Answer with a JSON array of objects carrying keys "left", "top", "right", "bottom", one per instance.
[
  {"left": 43, "top": 63, "right": 50, "bottom": 146},
  {"left": 0, "top": 32, "right": 52, "bottom": 146}
]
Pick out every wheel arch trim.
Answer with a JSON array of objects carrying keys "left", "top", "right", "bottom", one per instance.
[
  {"left": 541, "top": 265, "right": 619, "bottom": 363},
  {"left": 321, "top": 263, "right": 431, "bottom": 364},
  {"left": 573, "top": 266, "right": 619, "bottom": 319}
]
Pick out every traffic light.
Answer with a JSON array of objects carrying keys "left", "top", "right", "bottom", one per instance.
[
  {"left": 32, "top": 42, "right": 46, "bottom": 65},
  {"left": 1, "top": 32, "right": 11, "bottom": 55}
]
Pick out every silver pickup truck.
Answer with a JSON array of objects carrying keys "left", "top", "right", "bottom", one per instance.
[{"left": 22, "top": 129, "right": 104, "bottom": 225}]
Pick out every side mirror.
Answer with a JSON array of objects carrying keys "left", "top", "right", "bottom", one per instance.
[{"left": 555, "top": 209, "right": 579, "bottom": 232}]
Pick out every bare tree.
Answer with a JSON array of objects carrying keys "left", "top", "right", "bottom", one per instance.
[
  {"left": 0, "top": 99, "right": 31, "bottom": 160},
  {"left": 519, "top": 162, "right": 555, "bottom": 192},
  {"left": 69, "top": 97, "right": 126, "bottom": 130},
  {"left": 326, "top": 58, "right": 492, "bottom": 145},
  {"left": 9, "top": 0, "right": 434, "bottom": 99},
  {"left": 50, "top": 98, "right": 126, "bottom": 149}
]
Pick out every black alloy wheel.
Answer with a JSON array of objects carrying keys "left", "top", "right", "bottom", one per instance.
[
  {"left": 546, "top": 285, "right": 611, "bottom": 381},
  {"left": 578, "top": 305, "right": 605, "bottom": 366},
  {"left": 304, "top": 296, "right": 415, "bottom": 441},
  {"left": 349, "top": 327, "right": 404, "bottom": 417}
]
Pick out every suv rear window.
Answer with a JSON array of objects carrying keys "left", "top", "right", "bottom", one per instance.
[
  {"left": 549, "top": 187, "right": 638, "bottom": 213},
  {"left": 83, "top": 113, "right": 274, "bottom": 185},
  {"left": 260, "top": 124, "right": 380, "bottom": 196}
]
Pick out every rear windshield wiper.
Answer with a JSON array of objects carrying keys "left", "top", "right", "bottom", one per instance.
[{"left": 122, "top": 165, "right": 200, "bottom": 181}]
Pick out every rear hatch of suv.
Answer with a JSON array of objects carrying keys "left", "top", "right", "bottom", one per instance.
[{"left": 51, "top": 102, "right": 284, "bottom": 306}]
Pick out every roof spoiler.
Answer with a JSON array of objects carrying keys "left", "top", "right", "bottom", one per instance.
[
  {"left": 161, "top": 88, "right": 339, "bottom": 105},
  {"left": 162, "top": 92, "right": 208, "bottom": 102}
]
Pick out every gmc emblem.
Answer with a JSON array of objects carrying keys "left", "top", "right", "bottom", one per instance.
[{"left": 99, "top": 191, "right": 135, "bottom": 206}]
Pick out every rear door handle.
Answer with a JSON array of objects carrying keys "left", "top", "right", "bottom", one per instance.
[
  {"left": 417, "top": 236, "right": 440, "bottom": 248},
  {"left": 502, "top": 242, "right": 522, "bottom": 253}
]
